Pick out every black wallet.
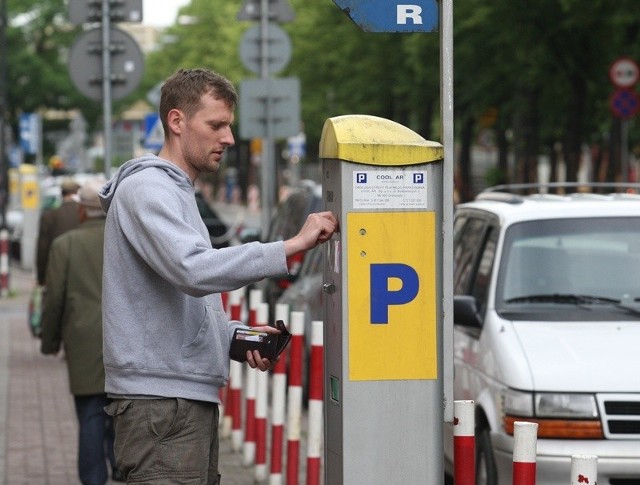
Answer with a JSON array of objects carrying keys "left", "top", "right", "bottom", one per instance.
[{"left": 229, "top": 320, "right": 292, "bottom": 363}]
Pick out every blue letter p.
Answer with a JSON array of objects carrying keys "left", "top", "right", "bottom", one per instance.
[{"left": 370, "top": 263, "right": 419, "bottom": 324}]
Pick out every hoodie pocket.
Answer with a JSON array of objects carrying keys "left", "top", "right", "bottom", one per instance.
[{"left": 181, "top": 304, "right": 226, "bottom": 377}]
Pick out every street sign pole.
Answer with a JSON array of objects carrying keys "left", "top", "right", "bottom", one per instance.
[
  {"left": 69, "top": 0, "right": 144, "bottom": 179},
  {"left": 260, "top": 0, "right": 275, "bottom": 239},
  {"left": 102, "top": 0, "right": 113, "bottom": 179},
  {"left": 609, "top": 57, "right": 639, "bottom": 182},
  {"left": 441, "top": 0, "right": 454, "bottom": 424}
]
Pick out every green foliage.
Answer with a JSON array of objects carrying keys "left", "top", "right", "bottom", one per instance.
[{"left": 5, "top": 0, "right": 640, "bottom": 185}]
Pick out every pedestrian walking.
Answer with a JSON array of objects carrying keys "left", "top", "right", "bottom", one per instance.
[
  {"left": 99, "top": 67, "right": 337, "bottom": 484},
  {"left": 35, "top": 178, "right": 81, "bottom": 286},
  {"left": 40, "top": 177, "right": 124, "bottom": 485}
]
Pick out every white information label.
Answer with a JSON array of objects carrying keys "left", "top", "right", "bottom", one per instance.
[{"left": 353, "top": 170, "right": 428, "bottom": 209}]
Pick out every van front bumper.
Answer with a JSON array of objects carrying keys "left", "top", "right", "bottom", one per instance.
[{"left": 493, "top": 433, "right": 640, "bottom": 484}]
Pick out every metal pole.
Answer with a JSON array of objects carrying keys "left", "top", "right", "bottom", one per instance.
[
  {"left": 259, "top": 0, "right": 275, "bottom": 239},
  {"left": 0, "top": 0, "right": 8, "bottom": 297},
  {"left": 440, "top": 0, "right": 455, "bottom": 422},
  {"left": 0, "top": 0, "right": 8, "bottom": 230},
  {"left": 621, "top": 119, "right": 629, "bottom": 182},
  {"left": 102, "top": 0, "right": 112, "bottom": 179}
]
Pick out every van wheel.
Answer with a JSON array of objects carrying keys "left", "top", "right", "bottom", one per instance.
[{"left": 476, "top": 426, "right": 497, "bottom": 485}]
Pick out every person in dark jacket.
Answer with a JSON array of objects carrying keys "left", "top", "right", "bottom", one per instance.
[
  {"left": 40, "top": 177, "right": 123, "bottom": 485},
  {"left": 35, "top": 178, "right": 82, "bottom": 286}
]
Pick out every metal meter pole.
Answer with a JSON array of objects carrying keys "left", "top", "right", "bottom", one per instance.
[
  {"left": 102, "top": 0, "right": 113, "bottom": 179},
  {"left": 440, "top": 0, "right": 454, "bottom": 422}
]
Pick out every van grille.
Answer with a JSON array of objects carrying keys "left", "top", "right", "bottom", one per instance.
[{"left": 597, "top": 395, "right": 640, "bottom": 439}]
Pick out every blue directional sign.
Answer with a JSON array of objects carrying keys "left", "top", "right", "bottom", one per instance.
[
  {"left": 19, "top": 113, "right": 40, "bottom": 155},
  {"left": 144, "top": 113, "right": 164, "bottom": 152},
  {"left": 332, "top": 0, "right": 438, "bottom": 33}
]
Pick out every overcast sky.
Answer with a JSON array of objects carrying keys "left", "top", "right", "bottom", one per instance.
[{"left": 141, "top": 0, "right": 191, "bottom": 26}]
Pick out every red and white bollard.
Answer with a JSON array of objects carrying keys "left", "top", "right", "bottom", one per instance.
[
  {"left": 269, "top": 303, "right": 290, "bottom": 485},
  {"left": 242, "top": 289, "right": 262, "bottom": 466},
  {"left": 306, "top": 320, "right": 324, "bottom": 485},
  {"left": 453, "top": 400, "right": 475, "bottom": 485},
  {"left": 228, "top": 288, "right": 245, "bottom": 450},
  {"left": 512, "top": 421, "right": 538, "bottom": 485},
  {"left": 571, "top": 454, "right": 598, "bottom": 485},
  {"left": 222, "top": 288, "right": 245, "bottom": 441},
  {"left": 0, "top": 228, "right": 9, "bottom": 298},
  {"left": 286, "top": 311, "right": 305, "bottom": 485},
  {"left": 229, "top": 359, "right": 244, "bottom": 452},
  {"left": 254, "top": 302, "right": 270, "bottom": 481}
]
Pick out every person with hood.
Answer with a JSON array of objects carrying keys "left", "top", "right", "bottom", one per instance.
[
  {"left": 40, "top": 177, "right": 123, "bottom": 485},
  {"left": 100, "top": 68, "right": 337, "bottom": 484}
]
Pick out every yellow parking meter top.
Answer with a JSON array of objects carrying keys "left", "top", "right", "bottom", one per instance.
[{"left": 320, "top": 115, "right": 443, "bottom": 166}]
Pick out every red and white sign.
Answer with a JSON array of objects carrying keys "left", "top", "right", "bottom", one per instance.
[{"left": 609, "top": 57, "right": 639, "bottom": 89}]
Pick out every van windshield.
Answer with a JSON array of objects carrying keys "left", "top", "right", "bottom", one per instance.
[{"left": 496, "top": 217, "right": 640, "bottom": 320}]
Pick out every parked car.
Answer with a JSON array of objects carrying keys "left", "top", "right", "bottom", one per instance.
[
  {"left": 194, "top": 191, "right": 230, "bottom": 249},
  {"left": 258, "top": 180, "right": 323, "bottom": 311},
  {"left": 444, "top": 184, "right": 640, "bottom": 484},
  {"left": 276, "top": 243, "right": 324, "bottom": 400},
  {"left": 277, "top": 243, "right": 324, "bottom": 339}
]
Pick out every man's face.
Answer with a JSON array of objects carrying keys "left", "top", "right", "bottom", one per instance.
[{"left": 180, "top": 94, "right": 235, "bottom": 174}]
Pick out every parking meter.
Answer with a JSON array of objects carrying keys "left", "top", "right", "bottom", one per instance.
[{"left": 320, "top": 115, "right": 445, "bottom": 484}]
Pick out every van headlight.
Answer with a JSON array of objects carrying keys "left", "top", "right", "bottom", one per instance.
[
  {"left": 535, "top": 393, "right": 598, "bottom": 419},
  {"left": 502, "top": 389, "right": 603, "bottom": 439}
]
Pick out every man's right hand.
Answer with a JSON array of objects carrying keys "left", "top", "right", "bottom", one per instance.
[{"left": 283, "top": 211, "right": 338, "bottom": 257}]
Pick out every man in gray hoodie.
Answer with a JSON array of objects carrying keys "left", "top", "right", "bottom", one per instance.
[{"left": 100, "top": 68, "right": 337, "bottom": 484}]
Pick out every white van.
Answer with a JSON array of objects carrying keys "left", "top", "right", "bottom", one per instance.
[{"left": 444, "top": 185, "right": 640, "bottom": 484}]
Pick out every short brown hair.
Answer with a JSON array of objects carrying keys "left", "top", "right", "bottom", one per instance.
[{"left": 159, "top": 68, "right": 238, "bottom": 136}]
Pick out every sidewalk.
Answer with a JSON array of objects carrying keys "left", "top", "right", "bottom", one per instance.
[{"left": 0, "top": 264, "right": 259, "bottom": 484}]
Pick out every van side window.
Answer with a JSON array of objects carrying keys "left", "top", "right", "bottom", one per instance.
[
  {"left": 453, "top": 217, "right": 487, "bottom": 294},
  {"left": 470, "top": 226, "right": 497, "bottom": 317}
]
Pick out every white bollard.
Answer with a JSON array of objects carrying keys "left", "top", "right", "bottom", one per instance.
[
  {"left": 306, "top": 320, "right": 324, "bottom": 485},
  {"left": 571, "top": 454, "right": 598, "bottom": 485},
  {"left": 453, "top": 400, "right": 475, "bottom": 485},
  {"left": 286, "top": 311, "right": 305, "bottom": 484},
  {"left": 269, "top": 303, "right": 290, "bottom": 485},
  {"left": 512, "top": 421, "right": 538, "bottom": 485},
  {"left": 254, "top": 303, "right": 269, "bottom": 481}
]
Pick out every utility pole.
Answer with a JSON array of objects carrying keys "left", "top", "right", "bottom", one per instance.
[
  {"left": 0, "top": 0, "right": 9, "bottom": 297},
  {"left": 0, "top": 0, "right": 8, "bottom": 230}
]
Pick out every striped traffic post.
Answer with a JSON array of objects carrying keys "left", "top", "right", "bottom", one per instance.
[
  {"left": 228, "top": 287, "right": 245, "bottom": 450},
  {"left": 571, "top": 454, "right": 597, "bottom": 485},
  {"left": 512, "top": 421, "right": 538, "bottom": 485},
  {"left": 269, "top": 303, "right": 290, "bottom": 485},
  {"left": 306, "top": 320, "right": 324, "bottom": 485},
  {"left": 286, "top": 311, "right": 305, "bottom": 485},
  {"left": 242, "top": 289, "right": 262, "bottom": 466},
  {"left": 453, "top": 400, "right": 475, "bottom": 485},
  {"left": 221, "top": 288, "right": 244, "bottom": 440},
  {"left": 254, "top": 302, "right": 270, "bottom": 481}
]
